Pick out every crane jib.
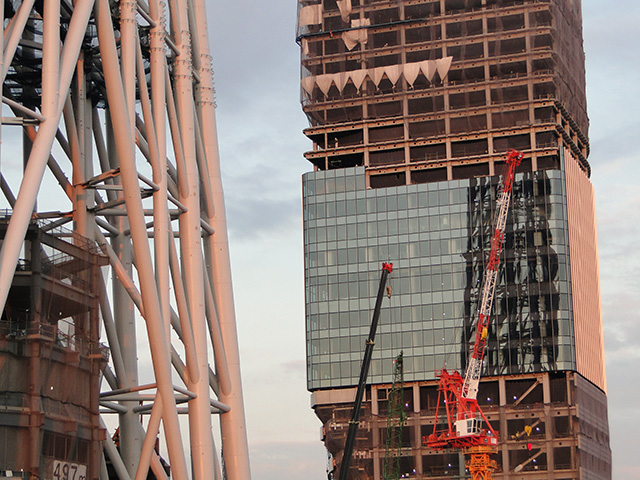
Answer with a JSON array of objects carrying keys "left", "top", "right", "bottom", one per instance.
[{"left": 461, "top": 150, "right": 522, "bottom": 401}]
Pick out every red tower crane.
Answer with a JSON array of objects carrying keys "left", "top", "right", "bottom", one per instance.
[{"left": 424, "top": 150, "right": 523, "bottom": 479}]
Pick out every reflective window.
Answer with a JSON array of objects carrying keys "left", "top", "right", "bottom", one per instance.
[{"left": 303, "top": 167, "right": 576, "bottom": 389}]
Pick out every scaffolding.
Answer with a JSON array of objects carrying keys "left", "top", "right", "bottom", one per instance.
[
  {"left": 298, "top": 0, "right": 590, "bottom": 180},
  {"left": 382, "top": 353, "right": 406, "bottom": 480}
]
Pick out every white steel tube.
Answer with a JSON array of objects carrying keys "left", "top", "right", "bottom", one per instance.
[
  {"left": 102, "top": 418, "right": 134, "bottom": 480},
  {"left": 164, "top": 70, "right": 190, "bottom": 196},
  {"left": 168, "top": 229, "right": 200, "bottom": 381},
  {"left": 202, "top": 266, "right": 231, "bottom": 394},
  {"left": 63, "top": 96, "right": 88, "bottom": 236},
  {"left": 0, "top": 174, "right": 15, "bottom": 206},
  {"left": 19, "top": 124, "right": 74, "bottom": 200},
  {"left": 42, "top": 0, "right": 60, "bottom": 118},
  {"left": 144, "top": 0, "right": 171, "bottom": 343},
  {"left": 92, "top": 109, "right": 118, "bottom": 203},
  {"left": 133, "top": 396, "right": 163, "bottom": 480},
  {"left": 135, "top": 41, "right": 171, "bottom": 344},
  {"left": 98, "top": 274, "right": 130, "bottom": 388},
  {"left": 95, "top": 1, "right": 188, "bottom": 477},
  {"left": 172, "top": 0, "right": 216, "bottom": 474},
  {"left": 190, "top": 0, "right": 252, "bottom": 475},
  {"left": 95, "top": 229, "right": 145, "bottom": 315},
  {"left": 104, "top": 105, "right": 142, "bottom": 474},
  {"left": 120, "top": 0, "right": 137, "bottom": 127},
  {"left": 2, "top": 97, "right": 45, "bottom": 122},
  {"left": 1, "top": 0, "right": 37, "bottom": 83}
]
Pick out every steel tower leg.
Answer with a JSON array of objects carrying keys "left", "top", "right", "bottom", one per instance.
[
  {"left": 190, "top": 1, "right": 252, "bottom": 476},
  {"left": 0, "top": 0, "right": 252, "bottom": 478}
]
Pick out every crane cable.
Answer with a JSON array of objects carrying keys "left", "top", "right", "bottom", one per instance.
[{"left": 385, "top": 267, "right": 399, "bottom": 358}]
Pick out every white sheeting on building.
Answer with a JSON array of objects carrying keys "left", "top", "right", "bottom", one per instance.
[
  {"left": 384, "top": 65, "right": 402, "bottom": 86},
  {"left": 316, "top": 74, "right": 334, "bottom": 95},
  {"left": 299, "top": 4, "right": 323, "bottom": 27},
  {"left": 335, "top": 71, "right": 349, "bottom": 92},
  {"left": 436, "top": 57, "right": 453, "bottom": 81},
  {"left": 342, "top": 18, "right": 370, "bottom": 50},
  {"left": 300, "top": 57, "right": 454, "bottom": 96},
  {"left": 350, "top": 69, "right": 367, "bottom": 91},
  {"left": 403, "top": 62, "right": 421, "bottom": 87},
  {"left": 301, "top": 76, "right": 316, "bottom": 95},
  {"left": 337, "top": 0, "right": 352, "bottom": 22},
  {"left": 420, "top": 60, "right": 436, "bottom": 82},
  {"left": 371, "top": 67, "right": 385, "bottom": 87}
]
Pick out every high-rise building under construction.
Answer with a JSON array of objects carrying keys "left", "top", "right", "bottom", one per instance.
[{"left": 298, "top": 1, "right": 611, "bottom": 479}]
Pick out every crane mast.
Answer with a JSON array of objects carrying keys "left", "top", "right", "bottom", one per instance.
[{"left": 424, "top": 150, "right": 523, "bottom": 477}]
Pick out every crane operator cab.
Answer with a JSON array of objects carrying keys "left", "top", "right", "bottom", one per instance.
[
  {"left": 454, "top": 416, "right": 499, "bottom": 446},
  {"left": 456, "top": 417, "right": 481, "bottom": 437}
]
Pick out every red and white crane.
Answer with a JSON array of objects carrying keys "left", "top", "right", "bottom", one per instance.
[{"left": 425, "top": 150, "right": 523, "bottom": 477}]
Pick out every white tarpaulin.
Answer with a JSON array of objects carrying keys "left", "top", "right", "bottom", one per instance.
[
  {"left": 301, "top": 76, "right": 316, "bottom": 95},
  {"left": 384, "top": 65, "right": 402, "bottom": 86},
  {"left": 300, "top": 57, "right": 455, "bottom": 97},
  {"left": 335, "top": 71, "right": 349, "bottom": 93},
  {"left": 342, "top": 18, "right": 370, "bottom": 50},
  {"left": 342, "top": 30, "right": 360, "bottom": 51},
  {"left": 436, "top": 57, "right": 453, "bottom": 80},
  {"left": 316, "top": 74, "right": 333, "bottom": 95},
  {"left": 337, "top": 0, "right": 352, "bottom": 22},
  {"left": 420, "top": 60, "right": 436, "bottom": 82},
  {"left": 403, "top": 62, "right": 421, "bottom": 87},
  {"left": 351, "top": 69, "right": 367, "bottom": 91},
  {"left": 371, "top": 67, "right": 385, "bottom": 87},
  {"left": 299, "top": 5, "right": 322, "bottom": 27}
]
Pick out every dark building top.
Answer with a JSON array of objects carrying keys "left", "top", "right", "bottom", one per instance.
[{"left": 298, "top": 0, "right": 590, "bottom": 181}]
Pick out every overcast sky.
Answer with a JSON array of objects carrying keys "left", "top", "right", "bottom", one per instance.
[{"left": 206, "top": 1, "right": 640, "bottom": 478}]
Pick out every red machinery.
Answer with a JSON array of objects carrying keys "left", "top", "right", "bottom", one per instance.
[{"left": 424, "top": 150, "right": 523, "bottom": 477}]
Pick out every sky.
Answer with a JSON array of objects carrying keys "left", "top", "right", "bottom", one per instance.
[{"left": 205, "top": 1, "right": 640, "bottom": 478}]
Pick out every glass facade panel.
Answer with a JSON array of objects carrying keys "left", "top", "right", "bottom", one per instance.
[{"left": 304, "top": 167, "right": 576, "bottom": 389}]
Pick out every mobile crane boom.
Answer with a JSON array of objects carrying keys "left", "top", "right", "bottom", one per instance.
[{"left": 339, "top": 262, "right": 393, "bottom": 480}]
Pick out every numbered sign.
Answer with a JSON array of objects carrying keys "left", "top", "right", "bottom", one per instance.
[{"left": 52, "top": 460, "right": 87, "bottom": 480}]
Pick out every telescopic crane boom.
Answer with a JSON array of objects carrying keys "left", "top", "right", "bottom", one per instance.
[
  {"left": 425, "top": 151, "right": 522, "bottom": 473},
  {"left": 339, "top": 262, "right": 393, "bottom": 480}
]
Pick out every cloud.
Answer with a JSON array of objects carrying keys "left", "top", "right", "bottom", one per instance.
[
  {"left": 226, "top": 192, "right": 301, "bottom": 241},
  {"left": 249, "top": 441, "right": 327, "bottom": 480},
  {"left": 282, "top": 359, "right": 306, "bottom": 375}
]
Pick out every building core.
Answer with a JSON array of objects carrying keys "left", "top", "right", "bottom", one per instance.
[{"left": 298, "top": 1, "right": 611, "bottom": 478}]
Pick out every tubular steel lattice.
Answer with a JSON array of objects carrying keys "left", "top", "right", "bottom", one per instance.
[
  {"left": 0, "top": 0, "right": 251, "bottom": 479},
  {"left": 383, "top": 352, "right": 405, "bottom": 480}
]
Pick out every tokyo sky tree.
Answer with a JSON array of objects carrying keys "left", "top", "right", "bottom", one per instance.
[{"left": 0, "top": 0, "right": 251, "bottom": 479}]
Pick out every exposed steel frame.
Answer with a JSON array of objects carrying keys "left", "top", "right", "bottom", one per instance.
[{"left": 0, "top": 0, "right": 251, "bottom": 478}]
